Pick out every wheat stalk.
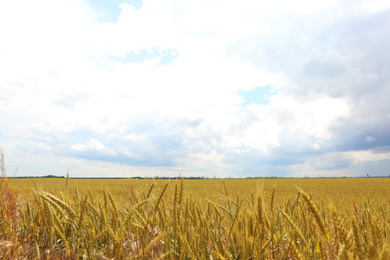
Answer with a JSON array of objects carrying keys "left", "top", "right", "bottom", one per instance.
[{"left": 281, "top": 209, "right": 307, "bottom": 245}]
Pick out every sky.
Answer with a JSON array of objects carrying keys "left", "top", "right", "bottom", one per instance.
[{"left": 1, "top": 0, "right": 390, "bottom": 178}]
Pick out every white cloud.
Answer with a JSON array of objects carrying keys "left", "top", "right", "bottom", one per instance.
[
  {"left": 71, "top": 139, "right": 116, "bottom": 156},
  {"left": 1, "top": 0, "right": 389, "bottom": 177},
  {"left": 348, "top": 150, "right": 390, "bottom": 163},
  {"left": 363, "top": 0, "right": 390, "bottom": 13}
]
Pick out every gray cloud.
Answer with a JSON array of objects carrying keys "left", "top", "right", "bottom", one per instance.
[
  {"left": 220, "top": 5, "right": 390, "bottom": 175},
  {"left": 302, "top": 50, "right": 350, "bottom": 79},
  {"left": 26, "top": 115, "right": 188, "bottom": 167}
]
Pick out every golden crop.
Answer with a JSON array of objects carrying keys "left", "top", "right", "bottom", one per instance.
[{"left": 2, "top": 177, "right": 390, "bottom": 259}]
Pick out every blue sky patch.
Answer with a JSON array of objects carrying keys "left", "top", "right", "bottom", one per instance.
[
  {"left": 239, "top": 85, "right": 274, "bottom": 106},
  {"left": 89, "top": 0, "right": 143, "bottom": 23},
  {"left": 116, "top": 48, "right": 179, "bottom": 65}
]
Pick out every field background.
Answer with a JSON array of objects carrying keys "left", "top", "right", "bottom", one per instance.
[
  {"left": 9, "top": 177, "right": 390, "bottom": 206},
  {"left": 4, "top": 177, "right": 390, "bottom": 259}
]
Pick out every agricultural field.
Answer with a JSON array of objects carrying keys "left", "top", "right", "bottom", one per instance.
[{"left": 2, "top": 177, "right": 390, "bottom": 259}]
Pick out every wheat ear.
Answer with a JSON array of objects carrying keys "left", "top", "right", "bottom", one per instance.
[
  {"left": 40, "top": 191, "right": 76, "bottom": 222},
  {"left": 352, "top": 219, "right": 363, "bottom": 260},
  {"left": 299, "top": 189, "right": 326, "bottom": 236}
]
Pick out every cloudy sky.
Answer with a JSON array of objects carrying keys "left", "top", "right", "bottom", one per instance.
[{"left": 1, "top": 0, "right": 390, "bottom": 178}]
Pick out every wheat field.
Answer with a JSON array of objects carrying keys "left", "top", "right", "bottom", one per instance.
[{"left": 2, "top": 176, "right": 390, "bottom": 259}]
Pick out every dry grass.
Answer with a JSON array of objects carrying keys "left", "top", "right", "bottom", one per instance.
[{"left": 2, "top": 176, "right": 390, "bottom": 259}]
